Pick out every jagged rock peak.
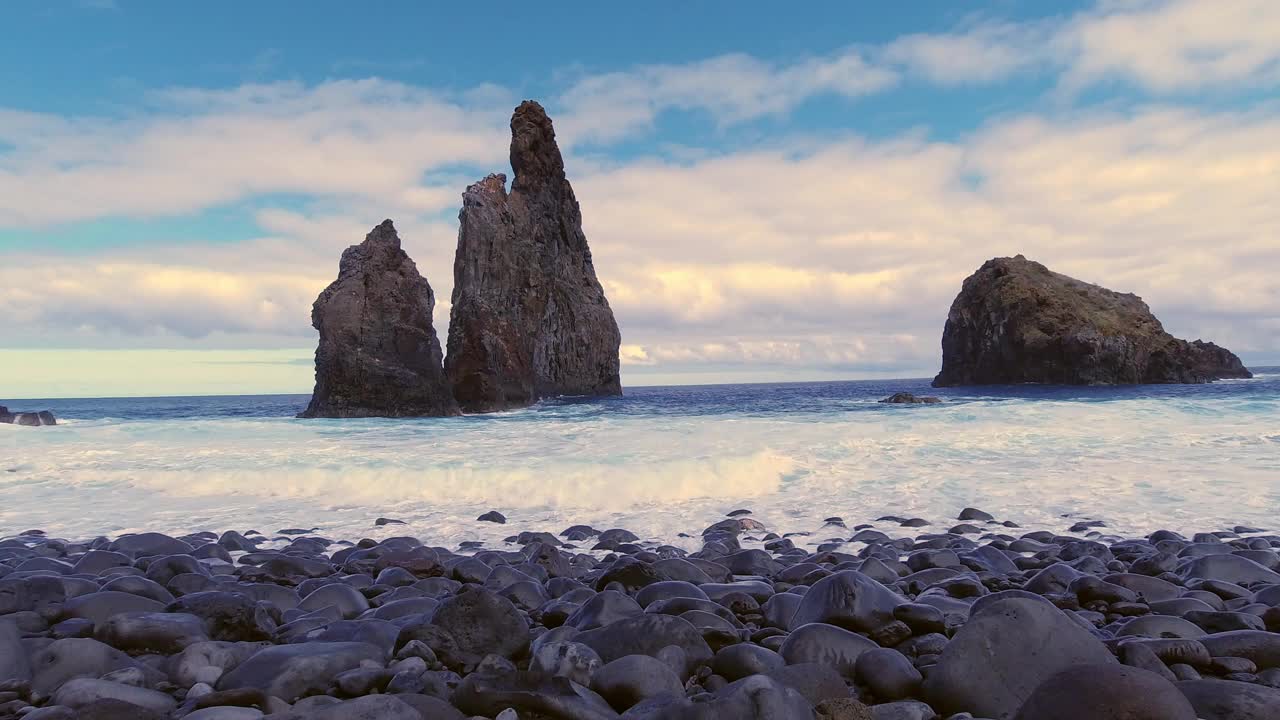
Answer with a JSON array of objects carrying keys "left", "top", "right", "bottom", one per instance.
[
  {"left": 446, "top": 101, "right": 622, "bottom": 412},
  {"left": 933, "top": 254, "right": 1252, "bottom": 387},
  {"left": 509, "top": 100, "right": 565, "bottom": 194},
  {"left": 299, "top": 219, "right": 459, "bottom": 418}
]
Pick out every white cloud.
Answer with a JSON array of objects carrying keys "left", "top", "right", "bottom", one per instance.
[
  {"left": 0, "top": 79, "right": 510, "bottom": 227},
  {"left": 882, "top": 0, "right": 1280, "bottom": 93},
  {"left": 1060, "top": 0, "right": 1280, "bottom": 92},
  {"left": 884, "top": 21, "right": 1057, "bottom": 85},
  {"left": 556, "top": 50, "right": 898, "bottom": 145}
]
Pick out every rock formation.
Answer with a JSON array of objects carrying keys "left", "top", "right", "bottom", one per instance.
[
  {"left": 0, "top": 406, "right": 57, "bottom": 426},
  {"left": 299, "top": 220, "right": 459, "bottom": 418},
  {"left": 879, "top": 393, "right": 941, "bottom": 404},
  {"left": 445, "top": 100, "right": 622, "bottom": 412},
  {"left": 933, "top": 255, "right": 1252, "bottom": 387}
]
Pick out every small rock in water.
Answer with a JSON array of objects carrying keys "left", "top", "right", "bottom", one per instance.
[
  {"left": 879, "top": 392, "right": 942, "bottom": 404},
  {"left": 0, "top": 406, "right": 58, "bottom": 426},
  {"left": 374, "top": 518, "right": 405, "bottom": 526},
  {"left": 477, "top": 511, "right": 507, "bottom": 524}
]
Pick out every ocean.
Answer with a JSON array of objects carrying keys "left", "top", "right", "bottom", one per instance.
[{"left": 3, "top": 371, "right": 1278, "bottom": 548}]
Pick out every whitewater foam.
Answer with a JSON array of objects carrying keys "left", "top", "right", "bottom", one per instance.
[{"left": 2, "top": 376, "right": 1277, "bottom": 547}]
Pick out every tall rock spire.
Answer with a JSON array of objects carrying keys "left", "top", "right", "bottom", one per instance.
[
  {"left": 299, "top": 220, "right": 459, "bottom": 418},
  {"left": 446, "top": 100, "right": 622, "bottom": 412}
]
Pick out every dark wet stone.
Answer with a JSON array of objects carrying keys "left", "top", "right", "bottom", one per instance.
[
  {"left": 166, "top": 591, "right": 276, "bottom": 641},
  {"left": 712, "top": 643, "right": 785, "bottom": 681},
  {"left": 30, "top": 638, "right": 164, "bottom": 696},
  {"left": 854, "top": 647, "right": 921, "bottom": 701},
  {"left": 566, "top": 590, "right": 642, "bottom": 631},
  {"left": 790, "top": 570, "right": 906, "bottom": 633},
  {"left": 779, "top": 622, "right": 879, "bottom": 678},
  {"left": 924, "top": 597, "right": 1116, "bottom": 720},
  {"left": 1013, "top": 663, "right": 1196, "bottom": 719},
  {"left": 477, "top": 511, "right": 507, "bottom": 524},
  {"left": 1177, "top": 678, "right": 1280, "bottom": 720},
  {"left": 63, "top": 591, "right": 165, "bottom": 627},
  {"left": 94, "top": 611, "right": 208, "bottom": 654},
  {"left": 575, "top": 613, "right": 712, "bottom": 677},
  {"left": 216, "top": 641, "right": 383, "bottom": 702},
  {"left": 430, "top": 586, "right": 528, "bottom": 662},
  {"left": 623, "top": 674, "right": 813, "bottom": 720},
  {"left": 453, "top": 671, "right": 618, "bottom": 720}
]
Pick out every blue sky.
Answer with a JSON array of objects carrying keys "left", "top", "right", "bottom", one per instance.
[{"left": 2, "top": 0, "right": 1279, "bottom": 397}]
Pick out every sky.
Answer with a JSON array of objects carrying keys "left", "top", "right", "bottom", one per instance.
[{"left": 2, "top": 0, "right": 1279, "bottom": 398}]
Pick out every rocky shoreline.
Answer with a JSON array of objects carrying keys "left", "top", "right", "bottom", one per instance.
[{"left": 3, "top": 510, "right": 1279, "bottom": 719}]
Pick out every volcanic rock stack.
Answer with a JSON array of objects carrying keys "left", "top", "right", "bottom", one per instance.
[
  {"left": 299, "top": 220, "right": 459, "bottom": 418},
  {"left": 445, "top": 100, "right": 622, "bottom": 412},
  {"left": 932, "top": 255, "right": 1252, "bottom": 387}
]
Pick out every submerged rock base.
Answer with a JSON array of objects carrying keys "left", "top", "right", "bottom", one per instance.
[{"left": 3, "top": 511, "right": 1280, "bottom": 719}]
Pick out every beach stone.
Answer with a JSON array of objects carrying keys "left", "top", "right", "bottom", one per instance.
[
  {"left": 52, "top": 678, "right": 176, "bottom": 714},
  {"left": 0, "top": 620, "right": 31, "bottom": 683},
  {"left": 869, "top": 700, "right": 935, "bottom": 720},
  {"left": 185, "top": 708, "right": 264, "bottom": 720},
  {"left": 779, "top": 622, "right": 879, "bottom": 678},
  {"left": 95, "top": 611, "right": 208, "bottom": 653},
  {"left": 144, "top": 553, "right": 208, "bottom": 586},
  {"left": 99, "top": 575, "right": 174, "bottom": 604},
  {"left": 1200, "top": 630, "right": 1280, "bottom": 669},
  {"left": 790, "top": 570, "right": 906, "bottom": 633},
  {"left": 308, "top": 619, "right": 400, "bottom": 659},
  {"left": 1116, "top": 614, "right": 1206, "bottom": 639},
  {"left": 1012, "top": 663, "right": 1196, "bottom": 719},
  {"left": 575, "top": 613, "right": 712, "bottom": 677},
  {"left": 815, "top": 698, "right": 873, "bottom": 719},
  {"left": 453, "top": 671, "right": 619, "bottom": 720},
  {"left": 623, "top": 674, "right": 813, "bottom": 719},
  {"left": 170, "top": 640, "right": 270, "bottom": 688},
  {"left": 566, "top": 590, "right": 643, "bottom": 631},
  {"left": 108, "top": 532, "right": 194, "bottom": 557},
  {"left": 429, "top": 586, "right": 528, "bottom": 662},
  {"left": 0, "top": 575, "right": 66, "bottom": 615},
  {"left": 635, "top": 580, "right": 707, "bottom": 608},
  {"left": 307, "top": 695, "right": 422, "bottom": 719},
  {"left": 298, "top": 582, "right": 369, "bottom": 619},
  {"left": 923, "top": 597, "right": 1116, "bottom": 719},
  {"left": 216, "top": 641, "right": 383, "bottom": 702},
  {"left": 165, "top": 591, "right": 276, "bottom": 642},
  {"left": 1180, "top": 555, "right": 1280, "bottom": 585},
  {"left": 712, "top": 643, "right": 785, "bottom": 680},
  {"left": 62, "top": 590, "right": 164, "bottom": 626},
  {"left": 854, "top": 648, "right": 921, "bottom": 701},
  {"left": 477, "top": 511, "right": 506, "bottom": 523},
  {"left": 763, "top": 662, "right": 850, "bottom": 706},
  {"left": 590, "top": 654, "right": 683, "bottom": 712},
  {"left": 530, "top": 640, "right": 603, "bottom": 686},
  {"left": 30, "top": 638, "right": 163, "bottom": 696},
  {"left": 1177, "top": 678, "right": 1280, "bottom": 719}
]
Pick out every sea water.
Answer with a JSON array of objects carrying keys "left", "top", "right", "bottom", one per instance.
[{"left": 3, "top": 372, "right": 1278, "bottom": 548}]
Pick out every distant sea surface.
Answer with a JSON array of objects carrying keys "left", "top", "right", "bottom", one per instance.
[{"left": 3, "top": 371, "right": 1279, "bottom": 547}]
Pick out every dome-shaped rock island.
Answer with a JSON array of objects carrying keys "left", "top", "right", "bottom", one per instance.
[{"left": 933, "top": 255, "right": 1252, "bottom": 387}]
